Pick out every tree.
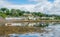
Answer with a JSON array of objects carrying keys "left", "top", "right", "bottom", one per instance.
[
  {"left": 26, "top": 11, "right": 30, "bottom": 14},
  {"left": 10, "top": 9, "right": 17, "bottom": 16},
  {"left": 0, "top": 12, "right": 7, "bottom": 18},
  {"left": 6, "top": 9, "right": 10, "bottom": 15},
  {"left": 0, "top": 8, "right": 7, "bottom": 13},
  {"left": 16, "top": 9, "right": 22, "bottom": 16},
  {"left": 16, "top": 9, "right": 25, "bottom": 16}
]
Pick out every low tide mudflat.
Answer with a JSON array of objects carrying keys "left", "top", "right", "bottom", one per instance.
[{"left": 0, "top": 26, "right": 46, "bottom": 36}]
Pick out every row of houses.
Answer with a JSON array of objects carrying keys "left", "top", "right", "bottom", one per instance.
[
  {"left": 5, "top": 14, "right": 40, "bottom": 21},
  {"left": 0, "top": 14, "right": 55, "bottom": 26},
  {"left": 5, "top": 14, "right": 40, "bottom": 26}
]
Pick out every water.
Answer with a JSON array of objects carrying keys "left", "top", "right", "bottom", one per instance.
[{"left": 9, "top": 22, "right": 60, "bottom": 37}]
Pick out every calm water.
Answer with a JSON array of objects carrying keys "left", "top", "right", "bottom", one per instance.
[{"left": 9, "top": 22, "right": 60, "bottom": 37}]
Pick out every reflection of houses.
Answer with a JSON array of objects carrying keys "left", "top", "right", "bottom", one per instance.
[
  {"left": 5, "top": 14, "right": 40, "bottom": 26},
  {"left": 5, "top": 13, "right": 56, "bottom": 26},
  {"left": 27, "top": 23, "right": 36, "bottom": 26},
  {"left": 5, "top": 19, "right": 37, "bottom": 26},
  {"left": 5, "top": 22, "right": 28, "bottom": 26},
  {"left": 5, "top": 17, "right": 28, "bottom": 26}
]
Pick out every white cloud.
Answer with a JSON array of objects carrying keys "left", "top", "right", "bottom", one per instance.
[
  {"left": 47, "top": 0, "right": 60, "bottom": 15},
  {"left": 0, "top": 0, "right": 60, "bottom": 15},
  {"left": 28, "top": 0, "right": 60, "bottom": 15},
  {"left": 0, "top": 0, "right": 35, "bottom": 11},
  {"left": 4, "top": 4, "right": 35, "bottom": 11},
  {"left": 33, "top": 0, "right": 60, "bottom": 15}
]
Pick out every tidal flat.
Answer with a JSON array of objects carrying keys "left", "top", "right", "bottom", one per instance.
[{"left": 0, "top": 26, "right": 46, "bottom": 36}]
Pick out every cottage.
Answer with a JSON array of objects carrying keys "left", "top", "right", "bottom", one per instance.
[
  {"left": 23, "top": 13, "right": 34, "bottom": 20},
  {"left": 5, "top": 17, "right": 25, "bottom": 20}
]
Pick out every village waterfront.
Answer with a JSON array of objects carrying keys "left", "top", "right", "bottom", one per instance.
[{"left": 0, "top": 8, "right": 60, "bottom": 37}]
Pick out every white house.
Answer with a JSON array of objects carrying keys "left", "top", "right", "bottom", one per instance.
[
  {"left": 41, "top": 17, "right": 55, "bottom": 20},
  {"left": 5, "top": 17, "right": 25, "bottom": 20}
]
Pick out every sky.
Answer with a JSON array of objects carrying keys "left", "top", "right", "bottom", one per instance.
[{"left": 0, "top": 0, "right": 60, "bottom": 15}]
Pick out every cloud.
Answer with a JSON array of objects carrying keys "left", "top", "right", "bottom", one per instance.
[
  {"left": 33, "top": 0, "right": 60, "bottom": 15},
  {"left": 0, "top": 0, "right": 11, "bottom": 8},
  {"left": 47, "top": 0, "right": 60, "bottom": 15},
  {"left": 0, "top": 0, "right": 35, "bottom": 11},
  {"left": 0, "top": 0, "right": 60, "bottom": 15},
  {"left": 28, "top": 0, "right": 60, "bottom": 15},
  {"left": 4, "top": 4, "right": 35, "bottom": 11}
]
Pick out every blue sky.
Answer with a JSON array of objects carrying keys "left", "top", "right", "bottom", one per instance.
[
  {"left": 48, "top": 0, "right": 54, "bottom": 3},
  {"left": 6, "top": 0, "right": 54, "bottom": 5},
  {"left": 0, "top": 0, "right": 60, "bottom": 15},
  {"left": 6, "top": 0, "right": 38, "bottom": 5}
]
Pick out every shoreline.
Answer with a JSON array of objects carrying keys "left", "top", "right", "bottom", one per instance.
[{"left": 0, "top": 26, "right": 46, "bottom": 35}]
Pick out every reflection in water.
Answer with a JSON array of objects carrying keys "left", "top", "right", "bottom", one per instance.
[
  {"left": 5, "top": 22, "right": 50, "bottom": 27},
  {"left": 8, "top": 22, "right": 60, "bottom": 37}
]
